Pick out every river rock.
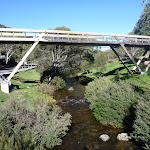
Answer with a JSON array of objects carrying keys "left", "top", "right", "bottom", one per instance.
[
  {"left": 144, "top": 61, "right": 150, "bottom": 65},
  {"left": 52, "top": 99, "right": 56, "bottom": 102},
  {"left": 99, "top": 134, "right": 110, "bottom": 142},
  {"left": 117, "top": 133, "right": 131, "bottom": 141},
  {"left": 68, "top": 87, "right": 74, "bottom": 91}
]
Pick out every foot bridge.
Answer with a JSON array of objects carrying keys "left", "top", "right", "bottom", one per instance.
[{"left": 0, "top": 28, "right": 150, "bottom": 93}]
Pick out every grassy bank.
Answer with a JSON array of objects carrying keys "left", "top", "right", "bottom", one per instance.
[
  {"left": 0, "top": 69, "right": 53, "bottom": 106},
  {"left": 79, "top": 60, "right": 150, "bottom": 89},
  {"left": 84, "top": 60, "right": 150, "bottom": 149},
  {"left": 0, "top": 69, "right": 72, "bottom": 150}
]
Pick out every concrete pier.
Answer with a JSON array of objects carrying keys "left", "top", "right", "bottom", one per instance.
[{"left": 1, "top": 81, "right": 11, "bottom": 94}]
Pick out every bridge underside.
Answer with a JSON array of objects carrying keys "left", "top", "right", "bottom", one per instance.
[
  {"left": 0, "top": 28, "right": 150, "bottom": 93},
  {"left": 0, "top": 40, "right": 150, "bottom": 48}
]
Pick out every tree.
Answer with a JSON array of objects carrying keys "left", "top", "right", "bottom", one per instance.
[
  {"left": 36, "top": 26, "right": 94, "bottom": 82},
  {"left": 0, "top": 24, "right": 8, "bottom": 28},
  {"left": 80, "top": 60, "right": 93, "bottom": 74},
  {"left": 0, "top": 24, "right": 30, "bottom": 66},
  {"left": 94, "top": 50, "right": 107, "bottom": 73},
  {"left": 63, "top": 45, "right": 94, "bottom": 76},
  {"left": 2, "top": 44, "right": 23, "bottom": 64},
  {"left": 132, "top": 98, "right": 150, "bottom": 150},
  {"left": 133, "top": 0, "right": 150, "bottom": 36},
  {"left": 36, "top": 26, "right": 71, "bottom": 82}
]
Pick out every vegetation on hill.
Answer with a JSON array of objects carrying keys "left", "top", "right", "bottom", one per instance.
[
  {"left": 0, "top": 24, "right": 7, "bottom": 28},
  {"left": 85, "top": 78, "right": 139, "bottom": 128},
  {"left": 133, "top": 0, "right": 150, "bottom": 36},
  {"left": 0, "top": 69, "right": 72, "bottom": 149},
  {"left": 0, "top": 98, "right": 71, "bottom": 150},
  {"left": 132, "top": 96, "right": 150, "bottom": 150}
]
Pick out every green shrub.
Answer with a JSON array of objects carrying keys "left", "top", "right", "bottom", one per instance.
[
  {"left": 80, "top": 60, "right": 92, "bottom": 74},
  {"left": 51, "top": 76, "right": 66, "bottom": 90},
  {"left": 132, "top": 98, "right": 150, "bottom": 150},
  {"left": 0, "top": 98, "right": 71, "bottom": 149},
  {"left": 94, "top": 51, "right": 107, "bottom": 73},
  {"left": 85, "top": 77, "right": 138, "bottom": 128},
  {"left": 85, "top": 77, "right": 112, "bottom": 108},
  {"left": 36, "top": 83, "right": 55, "bottom": 95},
  {"left": 0, "top": 129, "right": 37, "bottom": 150}
]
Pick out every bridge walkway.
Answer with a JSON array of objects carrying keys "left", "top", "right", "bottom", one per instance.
[{"left": 0, "top": 28, "right": 150, "bottom": 93}]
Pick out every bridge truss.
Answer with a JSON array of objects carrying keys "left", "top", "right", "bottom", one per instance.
[{"left": 0, "top": 28, "right": 150, "bottom": 93}]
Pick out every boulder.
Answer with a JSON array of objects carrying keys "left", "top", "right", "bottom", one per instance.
[
  {"left": 117, "top": 133, "right": 131, "bottom": 141},
  {"left": 68, "top": 87, "right": 74, "bottom": 91},
  {"left": 99, "top": 134, "right": 110, "bottom": 142},
  {"left": 144, "top": 61, "right": 150, "bottom": 65},
  {"left": 52, "top": 99, "right": 56, "bottom": 102}
]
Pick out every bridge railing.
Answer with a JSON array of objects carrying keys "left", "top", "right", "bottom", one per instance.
[
  {"left": 20, "top": 64, "right": 37, "bottom": 69},
  {"left": 0, "top": 28, "right": 150, "bottom": 46}
]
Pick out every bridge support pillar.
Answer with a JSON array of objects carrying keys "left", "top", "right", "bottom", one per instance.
[
  {"left": 115, "top": 36, "right": 142, "bottom": 73},
  {"left": 132, "top": 47, "right": 149, "bottom": 71},
  {"left": 7, "top": 41, "right": 39, "bottom": 82},
  {"left": 120, "top": 44, "right": 142, "bottom": 73},
  {"left": 1, "top": 81, "right": 11, "bottom": 94},
  {"left": 110, "top": 46, "right": 133, "bottom": 75}
]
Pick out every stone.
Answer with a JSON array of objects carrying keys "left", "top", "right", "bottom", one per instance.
[
  {"left": 68, "top": 87, "right": 74, "bottom": 91},
  {"left": 117, "top": 133, "right": 131, "bottom": 141},
  {"left": 144, "top": 61, "right": 150, "bottom": 65},
  {"left": 99, "top": 134, "right": 110, "bottom": 142},
  {"left": 52, "top": 99, "right": 56, "bottom": 102}
]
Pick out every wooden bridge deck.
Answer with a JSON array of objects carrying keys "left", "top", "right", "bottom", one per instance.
[
  {"left": 0, "top": 28, "right": 150, "bottom": 47},
  {"left": 1, "top": 28, "right": 150, "bottom": 93}
]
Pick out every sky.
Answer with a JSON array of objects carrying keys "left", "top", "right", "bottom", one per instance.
[{"left": 0, "top": 0, "right": 144, "bottom": 35}]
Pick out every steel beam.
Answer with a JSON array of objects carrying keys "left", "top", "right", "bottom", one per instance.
[
  {"left": 7, "top": 41, "right": 39, "bottom": 82},
  {"left": 120, "top": 44, "right": 142, "bottom": 73},
  {"left": 1, "top": 41, "right": 39, "bottom": 93},
  {"left": 145, "top": 62, "right": 150, "bottom": 73},
  {"left": 110, "top": 46, "right": 133, "bottom": 74},
  {"left": 114, "top": 36, "right": 142, "bottom": 73},
  {"left": 132, "top": 47, "right": 149, "bottom": 71}
]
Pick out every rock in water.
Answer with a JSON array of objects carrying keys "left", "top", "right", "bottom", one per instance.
[
  {"left": 99, "top": 134, "right": 110, "bottom": 142},
  {"left": 68, "top": 87, "right": 74, "bottom": 91},
  {"left": 117, "top": 133, "right": 131, "bottom": 141}
]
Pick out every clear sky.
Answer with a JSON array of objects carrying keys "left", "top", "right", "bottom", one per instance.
[{"left": 0, "top": 0, "right": 144, "bottom": 35}]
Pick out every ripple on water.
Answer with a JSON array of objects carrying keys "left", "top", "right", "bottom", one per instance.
[{"left": 52, "top": 78, "right": 143, "bottom": 150}]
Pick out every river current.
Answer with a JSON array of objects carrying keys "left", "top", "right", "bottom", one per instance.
[{"left": 52, "top": 78, "right": 143, "bottom": 150}]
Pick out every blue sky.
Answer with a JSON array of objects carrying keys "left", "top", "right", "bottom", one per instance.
[{"left": 0, "top": 0, "right": 144, "bottom": 35}]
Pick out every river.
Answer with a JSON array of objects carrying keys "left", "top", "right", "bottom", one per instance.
[{"left": 52, "top": 78, "right": 143, "bottom": 150}]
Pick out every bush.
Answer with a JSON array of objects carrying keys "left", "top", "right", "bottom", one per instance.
[
  {"left": 80, "top": 60, "right": 92, "bottom": 74},
  {"left": 50, "top": 76, "right": 66, "bottom": 90},
  {"left": 0, "top": 98, "right": 71, "bottom": 149},
  {"left": 94, "top": 51, "right": 107, "bottom": 73},
  {"left": 36, "top": 76, "right": 65, "bottom": 95},
  {"left": 132, "top": 98, "right": 150, "bottom": 150},
  {"left": 0, "top": 129, "right": 37, "bottom": 150},
  {"left": 36, "top": 84, "right": 55, "bottom": 95},
  {"left": 85, "top": 77, "right": 138, "bottom": 128}
]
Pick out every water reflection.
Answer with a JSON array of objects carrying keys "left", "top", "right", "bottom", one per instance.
[{"left": 52, "top": 78, "right": 143, "bottom": 150}]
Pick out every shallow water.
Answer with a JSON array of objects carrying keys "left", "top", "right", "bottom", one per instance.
[{"left": 52, "top": 78, "right": 143, "bottom": 150}]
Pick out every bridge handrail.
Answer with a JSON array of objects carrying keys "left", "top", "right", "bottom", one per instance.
[{"left": 0, "top": 28, "right": 150, "bottom": 39}]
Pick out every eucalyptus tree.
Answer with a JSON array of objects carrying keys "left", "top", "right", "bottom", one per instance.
[
  {"left": 133, "top": 0, "right": 150, "bottom": 36},
  {"left": 35, "top": 26, "right": 94, "bottom": 82},
  {"left": 94, "top": 50, "right": 107, "bottom": 73}
]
